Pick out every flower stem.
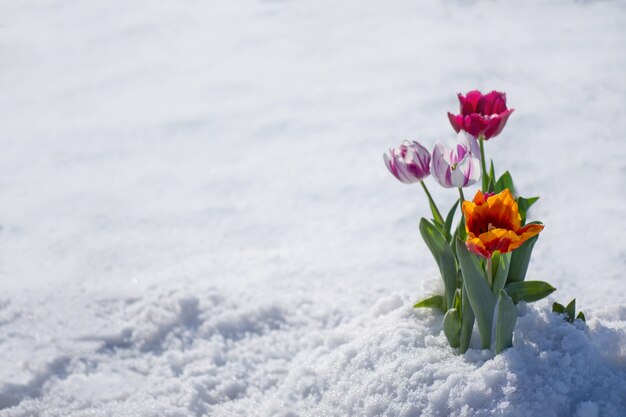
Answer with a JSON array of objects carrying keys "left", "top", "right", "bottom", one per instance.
[
  {"left": 458, "top": 187, "right": 465, "bottom": 202},
  {"left": 479, "top": 137, "right": 488, "bottom": 191},
  {"left": 486, "top": 257, "right": 493, "bottom": 287},
  {"left": 420, "top": 180, "right": 444, "bottom": 226}
]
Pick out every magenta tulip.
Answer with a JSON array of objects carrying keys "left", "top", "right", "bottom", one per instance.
[
  {"left": 383, "top": 140, "right": 431, "bottom": 184},
  {"left": 447, "top": 90, "right": 514, "bottom": 140}
]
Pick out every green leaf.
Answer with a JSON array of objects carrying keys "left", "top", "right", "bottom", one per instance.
[
  {"left": 504, "top": 281, "right": 556, "bottom": 304},
  {"left": 576, "top": 311, "right": 586, "bottom": 322},
  {"left": 459, "top": 284, "right": 475, "bottom": 353},
  {"left": 429, "top": 204, "right": 445, "bottom": 231},
  {"left": 413, "top": 295, "right": 445, "bottom": 312},
  {"left": 419, "top": 218, "right": 458, "bottom": 310},
  {"left": 453, "top": 288, "right": 462, "bottom": 311},
  {"left": 552, "top": 302, "right": 565, "bottom": 314},
  {"left": 456, "top": 238, "right": 494, "bottom": 349},
  {"left": 495, "top": 171, "right": 516, "bottom": 195},
  {"left": 443, "top": 200, "right": 460, "bottom": 243},
  {"left": 507, "top": 235, "right": 539, "bottom": 283},
  {"left": 492, "top": 252, "right": 511, "bottom": 297},
  {"left": 565, "top": 299, "right": 576, "bottom": 321},
  {"left": 493, "top": 290, "right": 517, "bottom": 354},
  {"left": 443, "top": 308, "right": 461, "bottom": 348},
  {"left": 487, "top": 160, "right": 496, "bottom": 193},
  {"left": 517, "top": 196, "right": 539, "bottom": 225}
]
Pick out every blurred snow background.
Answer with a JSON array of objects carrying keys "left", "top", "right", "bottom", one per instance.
[{"left": 0, "top": 0, "right": 625, "bottom": 415}]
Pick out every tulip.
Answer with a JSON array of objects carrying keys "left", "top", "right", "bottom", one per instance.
[
  {"left": 447, "top": 90, "right": 514, "bottom": 140},
  {"left": 431, "top": 132, "right": 481, "bottom": 189},
  {"left": 384, "top": 140, "right": 444, "bottom": 225},
  {"left": 462, "top": 189, "right": 544, "bottom": 259},
  {"left": 383, "top": 140, "right": 431, "bottom": 184}
]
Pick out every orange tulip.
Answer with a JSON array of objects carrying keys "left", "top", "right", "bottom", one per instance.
[{"left": 462, "top": 189, "right": 544, "bottom": 258}]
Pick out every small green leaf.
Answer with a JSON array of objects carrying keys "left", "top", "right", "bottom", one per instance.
[
  {"left": 493, "top": 290, "right": 517, "bottom": 354},
  {"left": 413, "top": 295, "right": 445, "bottom": 312},
  {"left": 487, "top": 161, "right": 496, "bottom": 193},
  {"left": 456, "top": 238, "right": 494, "bottom": 349},
  {"left": 517, "top": 196, "right": 539, "bottom": 225},
  {"left": 459, "top": 284, "right": 475, "bottom": 353},
  {"left": 443, "top": 200, "right": 460, "bottom": 243},
  {"left": 495, "top": 171, "right": 516, "bottom": 195},
  {"left": 456, "top": 214, "right": 467, "bottom": 241},
  {"left": 507, "top": 235, "right": 539, "bottom": 283},
  {"left": 450, "top": 215, "right": 467, "bottom": 260},
  {"left": 504, "top": 281, "right": 556, "bottom": 304},
  {"left": 552, "top": 302, "right": 565, "bottom": 314},
  {"left": 492, "top": 252, "right": 511, "bottom": 297},
  {"left": 565, "top": 299, "right": 576, "bottom": 321},
  {"left": 420, "top": 218, "right": 458, "bottom": 310},
  {"left": 453, "top": 288, "right": 462, "bottom": 311},
  {"left": 576, "top": 311, "right": 586, "bottom": 322},
  {"left": 443, "top": 308, "right": 461, "bottom": 348},
  {"left": 429, "top": 206, "right": 445, "bottom": 232}
]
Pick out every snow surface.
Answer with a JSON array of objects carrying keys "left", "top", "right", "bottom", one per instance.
[{"left": 1, "top": 0, "right": 625, "bottom": 416}]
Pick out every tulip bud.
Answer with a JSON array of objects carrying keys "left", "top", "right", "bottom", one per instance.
[
  {"left": 383, "top": 140, "right": 431, "bottom": 184},
  {"left": 431, "top": 132, "right": 481, "bottom": 188}
]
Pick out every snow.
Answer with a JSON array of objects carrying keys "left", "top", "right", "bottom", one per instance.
[{"left": 1, "top": 0, "right": 625, "bottom": 416}]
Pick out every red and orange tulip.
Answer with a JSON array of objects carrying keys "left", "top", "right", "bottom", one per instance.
[{"left": 462, "top": 189, "right": 544, "bottom": 259}]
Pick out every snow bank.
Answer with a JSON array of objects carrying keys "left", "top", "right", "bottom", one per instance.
[{"left": 1, "top": 286, "right": 624, "bottom": 416}]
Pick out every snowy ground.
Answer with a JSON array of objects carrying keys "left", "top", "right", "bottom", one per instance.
[{"left": 1, "top": 0, "right": 625, "bottom": 416}]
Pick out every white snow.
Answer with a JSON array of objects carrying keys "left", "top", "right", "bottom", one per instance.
[{"left": 0, "top": 0, "right": 625, "bottom": 416}]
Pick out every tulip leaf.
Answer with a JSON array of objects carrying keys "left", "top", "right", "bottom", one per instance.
[
  {"left": 552, "top": 302, "right": 565, "bottom": 314},
  {"left": 419, "top": 218, "right": 457, "bottom": 310},
  {"left": 507, "top": 235, "right": 539, "bottom": 283},
  {"left": 413, "top": 295, "right": 445, "bottom": 312},
  {"left": 453, "top": 288, "right": 462, "bottom": 311},
  {"left": 553, "top": 299, "right": 587, "bottom": 323},
  {"left": 430, "top": 204, "right": 445, "bottom": 232},
  {"left": 504, "top": 281, "right": 556, "bottom": 304},
  {"left": 495, "top": 171, "right": 516, "bottom": 195},
  {"left": 443, "top": 308, "right": 461, "bottom": 348},
  {"left": 565, "top": 299, "right": 576, "bottom": 320},
  {"left": 492, "top": 252, "right": 511, "bottom": 297},
  {"left": 456, "top": 238, "right": 494, "bottom": 349},
  {"left": 459, "top": 284, "right": 475, "bottom": 353},
  {"left": 443, "top": 200, "right": 460, "bottom": 243},
  {"left": 493, "top": 289, "right": 517, "bottom": 354},
  {"left": 487, "top": 160, "right": 496, "bottom": 193},
  {"left": 517, "top": 196, "right": 539, "bottom": 225}
]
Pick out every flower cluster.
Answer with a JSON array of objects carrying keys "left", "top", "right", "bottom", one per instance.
[{"left": 384, "top": 90, "right": 565, "bottom": 354}]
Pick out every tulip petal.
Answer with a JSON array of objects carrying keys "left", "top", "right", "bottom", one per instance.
[
  {"left": 477, "top": 91, "right": 507, "bottom": 115},
  {"left": 463, "top": 114, "right": 489, "bottom": 138},
  {"left": 483, "top": 109, "right": 514, "bottom": 139},
  {"left": 448, "top": 112, "right": 463, "bottom": 133},
  {"left": 459, "top": 90, "right": 483, "bottom": 115}
]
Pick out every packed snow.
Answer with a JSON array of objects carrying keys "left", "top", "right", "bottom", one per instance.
[{"left": 1, "top": 0, "right": 625, "bottom": 416}]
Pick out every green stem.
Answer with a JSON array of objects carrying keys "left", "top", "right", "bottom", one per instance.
[
  {"left": 458, "top": 187, "right": 465, "bottom": 202},
  {"left": 486, "top": 257, "right": 493, "bottom": 287},
  {"left": 479, "top": 137, "right": 488, "bottom": 191},
  {"left": 420, "top": 180, "right": 444, "bottom": 225}
]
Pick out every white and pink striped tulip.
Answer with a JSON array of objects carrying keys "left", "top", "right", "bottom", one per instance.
[
  {"left": 431, "top": 133, "right": 481, "bottom": 188},
  {"left": 383, "top": 140, "right": 431, "bottom": 184}
]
